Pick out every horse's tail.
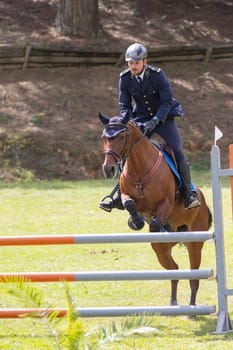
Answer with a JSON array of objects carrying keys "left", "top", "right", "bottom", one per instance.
[{"left": 207, "top": 206, "right": 213, "bottom": 230}]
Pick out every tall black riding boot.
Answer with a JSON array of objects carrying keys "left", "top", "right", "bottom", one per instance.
[
  {"left": 178, "top": 159, "right": 201, "bottom": 209},
  {"left": 99, "top": 183, "right": 124, "bottom": 212}
]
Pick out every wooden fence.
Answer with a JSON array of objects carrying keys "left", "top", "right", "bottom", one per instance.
[{"left": 0, "top": 44, "right": 233, "bottom": 70}]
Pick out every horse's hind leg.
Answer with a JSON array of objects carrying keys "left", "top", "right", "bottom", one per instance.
[
  {"left": 185, "top": 242, "right": 204, "bottom": 305},
  {"left": 123, "top": 198, "right": 145, "bottom": 230},
  {"left": 151, "top": 242, "right": 179, "bottom": 306}
]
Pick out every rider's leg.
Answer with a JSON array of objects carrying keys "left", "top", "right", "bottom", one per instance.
[
  {"left": 177, "top": 158, "right": 201, "bottom": 209},
  {"left": 99, "top": 182, "right": 124, "bottom": 212},
  {"left": 155, "top": 119, "right": 200, "bottom": 210}
]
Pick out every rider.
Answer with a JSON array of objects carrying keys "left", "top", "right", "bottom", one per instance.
[{"left": 99, "top": 42, "right": 201, "bottom": 212}]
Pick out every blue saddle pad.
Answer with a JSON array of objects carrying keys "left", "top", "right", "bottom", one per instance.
[{"left": 162, "top": 150, "right": 196, "bottom": 191}]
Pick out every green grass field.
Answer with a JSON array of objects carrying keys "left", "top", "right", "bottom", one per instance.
[{"left": 0, "top": 170, "right": 232, "bottom": 349}]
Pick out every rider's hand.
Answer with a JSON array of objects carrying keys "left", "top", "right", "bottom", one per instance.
[{"left": 143, "top": 116, "right": 160, "bottom": 134}]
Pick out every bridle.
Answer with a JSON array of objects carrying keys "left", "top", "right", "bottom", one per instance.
[
  {"left": 103, "top": 130, "right": 131, "bottom": 165},
  {"left": 102, "top": 122, "right": 163, "bottom": 199},
  {"left": 102, "top": 122, "right": 144, "bottom": 168},
  {"left": 102, "top": 123, "right": 163, "bottom": 200}
]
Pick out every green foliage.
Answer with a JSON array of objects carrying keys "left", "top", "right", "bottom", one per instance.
[
  {"left": 61, "top": 283, "right": 85, "bottom": 349},
  {"left": 30, "top": 113, "right": 45, "bottom": 127},
  {"left": 4, "top": 276, "right": 44, "bottom": 308},
  {"left": 96, "top": 315, "right": 156, "bottom": 348},
  {"left": 3, "top": 277, "right": 62, "bottom": 349},
  {"left": 0, "top": 114, "right": 11, "bottom": 123},
  {"left": 3, "top": 277, "right": 157, "bottom": 350},
  {"left": 0, "top": 133, "right": 55, "bottom": 181}
]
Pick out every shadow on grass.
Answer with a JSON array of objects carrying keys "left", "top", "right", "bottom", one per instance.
[{"left": 194, "top": 315, "right": 233, "bottom": 340}]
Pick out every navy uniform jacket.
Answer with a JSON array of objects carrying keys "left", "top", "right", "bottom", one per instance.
[{"left": 119, "top": 65, "right": 184, "bottom": 123}]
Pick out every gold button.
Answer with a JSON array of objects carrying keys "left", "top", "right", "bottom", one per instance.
[
  {"left": 150, "top": 113, "right": 153, "bottom": 116},
  {"left": 144, "top": 95, "right": 147, "bottom": 98},
  {"left": 145, "top": 101, "right": 148, "bottom": 104},
  {"left": 148, "top": 107, "right": 151, "bottom": 110}
]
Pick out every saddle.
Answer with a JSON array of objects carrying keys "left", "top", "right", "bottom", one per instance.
[
  {"left": 151, "top": 142, "right": 182, "bottom": 189},
  {"left": 153, "top": 142, "right": 197, "bottom": 194}
]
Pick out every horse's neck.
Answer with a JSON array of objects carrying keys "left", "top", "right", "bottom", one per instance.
[{"left": 125, "top": 128, "right": 160, "bottom": 175}]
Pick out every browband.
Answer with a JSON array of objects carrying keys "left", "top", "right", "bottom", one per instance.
[{"left": 102, "top": 123, "right": 128, "bottom": 138}]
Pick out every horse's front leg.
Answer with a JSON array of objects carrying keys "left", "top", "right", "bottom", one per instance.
[
  {"left": 149, "top": 198, "right": 173, "bottom": 232},
  {"left": 121, "top": 194, "right": 145, "bottom": 231},
  {"left": 150, "top": 215, "right": 171, "bottom": 233}
]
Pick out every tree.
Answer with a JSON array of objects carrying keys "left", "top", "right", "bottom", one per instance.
[{"left": 56, "top": 0, "right": 100, "bottom": 38}]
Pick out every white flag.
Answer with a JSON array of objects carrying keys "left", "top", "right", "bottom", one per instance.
[{"left": 214, "top": 126, "right": 223, "bottom": 145}]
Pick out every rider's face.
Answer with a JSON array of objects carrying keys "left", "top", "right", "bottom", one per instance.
[{"left": 127, "top": 59, "right": 147, "bottom": 76}]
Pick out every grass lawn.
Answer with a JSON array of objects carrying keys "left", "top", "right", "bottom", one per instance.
[{"left": 0, "top": 169, "right": 232, "bottom": 349}]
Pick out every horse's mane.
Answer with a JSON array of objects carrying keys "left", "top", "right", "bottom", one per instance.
[
  {"left": 128, "top": 120, "right": 168, "bottom": 157},
  {"left": 128, "top": 120, "right": 146, "bottom": 139}
]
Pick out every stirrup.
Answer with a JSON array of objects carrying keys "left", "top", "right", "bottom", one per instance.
[
  {"left": 99, "top": 194, "right": 124, "bottom": 212},
  {"left": 99, "top": 195, "right": 114, "bottom": 212}
]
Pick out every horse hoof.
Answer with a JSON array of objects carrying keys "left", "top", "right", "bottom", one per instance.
[
  {"left": 150, "top": 221, "right": 160, "bottom": 232},
  {"left": 128, "top": 215, "right": 145, "bottom": 231}
]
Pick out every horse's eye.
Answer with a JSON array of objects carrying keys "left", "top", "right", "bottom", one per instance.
[{"left": 119, "top": 134, "right": 125, "bottom": 141}]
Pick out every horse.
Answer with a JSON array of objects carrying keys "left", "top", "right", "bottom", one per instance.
[{"left": 99, "top": 111, "right": 212, "bottom": 307}]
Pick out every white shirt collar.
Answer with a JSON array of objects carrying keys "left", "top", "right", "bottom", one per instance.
[{"left": 136, "top": 68, "right": 145, "bottom": 80}]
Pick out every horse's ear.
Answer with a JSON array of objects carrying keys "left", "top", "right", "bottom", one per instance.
[
  {"left": 121, "top": 110, "right": 131, "bottom": 124},
  {"left": 98, "top": 112, "right": 110, "bottom": 125}
]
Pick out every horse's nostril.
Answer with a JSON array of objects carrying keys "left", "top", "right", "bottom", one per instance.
[{"left": 102, "top": 164, "right": 117, "bottom": 178}]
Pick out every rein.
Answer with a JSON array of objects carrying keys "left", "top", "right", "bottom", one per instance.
[
  {"left": 104, "top": 130, "right": 131, "bottom": 164},
  {"left": 104, "top": 128, "right": 144, "bottom": 165},
  {"left": 103, "top": 122, "right": 163, "bottom": 199}
]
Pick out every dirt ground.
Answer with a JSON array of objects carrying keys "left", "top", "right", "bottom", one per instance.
[{"left": 0, "top": 0, "right": 232, "bottom": 180}]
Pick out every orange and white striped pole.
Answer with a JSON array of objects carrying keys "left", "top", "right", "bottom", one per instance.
[{"left": 229, "top": 144, "right": 233, "bottom": 221}]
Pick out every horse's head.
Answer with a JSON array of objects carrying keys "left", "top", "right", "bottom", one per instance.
[{"left": 98, "top": 111, "right": 131, "bottom": 178}]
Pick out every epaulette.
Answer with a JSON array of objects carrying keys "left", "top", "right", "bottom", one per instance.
[
  {"left": 147, "top": 65, "right": 161, "bottom": 72},
  {"left": 120, "top": 68, "right": 130, "bottom": 77}
]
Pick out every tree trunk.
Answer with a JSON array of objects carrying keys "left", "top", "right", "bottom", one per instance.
[{"left": 56, "top": 0, "right": 100, "bottom": 37}]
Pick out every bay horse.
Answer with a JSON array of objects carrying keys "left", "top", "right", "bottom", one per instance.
[{"left": 99, "top": 111, "right": 212, "bottom": 307}]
